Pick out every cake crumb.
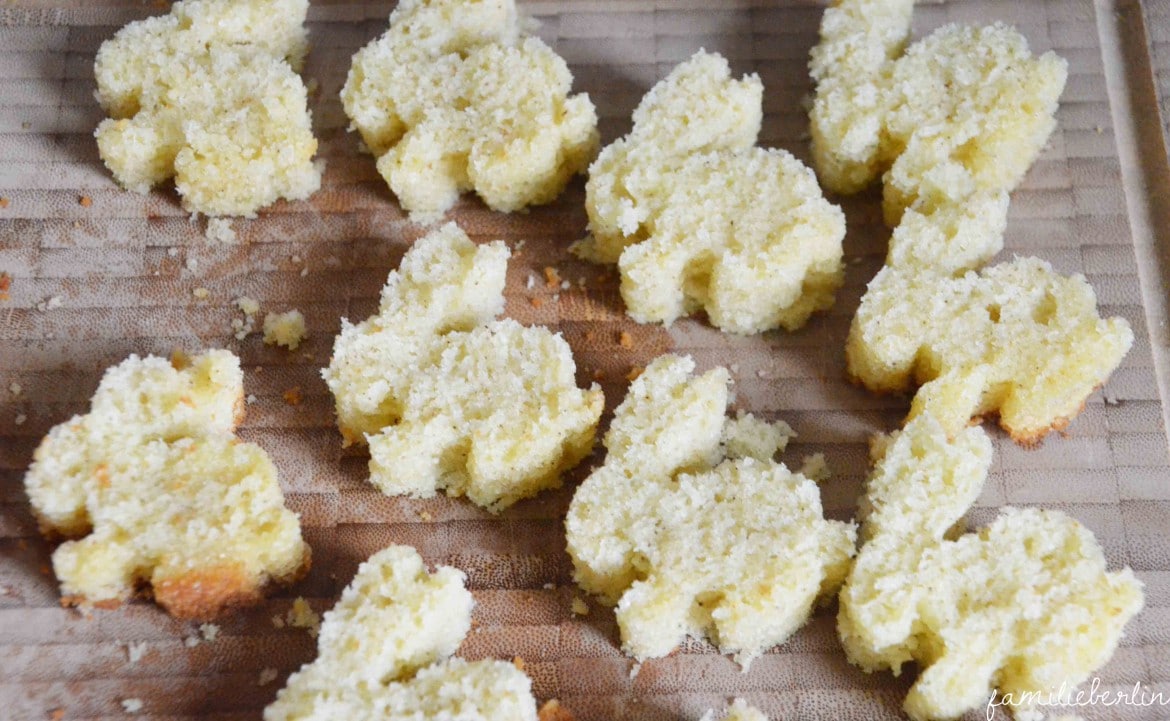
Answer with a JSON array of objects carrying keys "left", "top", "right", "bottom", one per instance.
[
  {"left": 49, "top": 709, "right": 64, "bottom": 721},
  {"left": 544, "top": 266, "right": 561, "bottom": 289},
  {"left": 192, "top": 287, "right": 210, "bottom": 300},
  {"left": 542, "top": 582, "right": 556, "bottom": 590},
  {"left": 120, "top": 698, "right": 143, "bottom": 714},
  {"left": 0, "top": 198, "right": 9, "bottom": 209},
  {"left": 186, "top": 257, "right": 198, "bottom": 271},
  {"left": 287, "top": 596, "right": 320, "bottom": 637},
  {"left": 183, "top": 635, "right": 200, "bottom": 648},
  {"left": 205, "top": 217, "right": 236, "bottom": 243},
  {"left": 625, "top": 366, "right": 643, "bottom": 382},
  {"left": 271, "top": 614, "right": 285, "bottom": 629},
  {"left": 618, "top": 331, "right": 633, "bottom": 349},
  {"left": 167, "top": 247, "right": 180, "bottom": 257},
  {"left": 125, "top": 641, "right": 148, "bottom": 664},
  {"left": 282, "top": 386, "right": 302, "bottom": 406},
  {"left": 538, "top": 699, "right": 574, "bottom": 721},
  {"left": 530, "top": 297, "right": 543, "bottom": 309},
  {"left": 560, "top": 280, "right": 570, "bottom": 290},
  {"left": 512, "top": 656, "right": 526, "bottom": 671},
  {"left": 0, "top": 272, "right": 10, "bottom": 301},
  {"left": 9, "top": 382, "right": 21, "bottom": 396},
  {"left": 263, "top": 309, "right": 307, "bottom": 350},
  {"left": 258, "top": 667, "right": 279, "bottom": 686},
  {"left": 799, "top": 453, "right": 831, "bottom": 483},
  {"left": 199, "top": 623, "right": 220, "bottom": 642},
  {"left": 629, "top": 662, "right": 641, "bottom": 680},
  {"left": 15, "top": 414, "right": 27, "bottom": 426},
  {"left": 419, "top": 511, "right": 433, "bottom": 522},
  {"left": 571, "top": 597, "right": 589, "bottom": 616},
  {"left": 79, "top": 195, "right": 93, "bottom": 207},
  {"left": 526, "top": 273, "right": 537, "bottom": 290},
  {"left": 36, "top": 296, "right": 64, "bottom": 312}
]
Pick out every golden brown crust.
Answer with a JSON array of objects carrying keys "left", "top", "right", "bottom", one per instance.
[{"left": 153, "top": 564, "right": 265, "bottom": 620}]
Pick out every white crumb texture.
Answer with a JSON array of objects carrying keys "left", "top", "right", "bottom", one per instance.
[
  {"left": 264, "top": 310, "right": 308, "bottom": 351},
  {"left": 565, "top": 354, "right": 856, "bottom": 665},
  {"left": 700, "top": 699, "right": 768, "bottom": 721},
  {"left": 206, "top": 217, "right": 237, "bottom": 243},
  {"left": 94, "top": 0, "right": 321, "bottom": 217},
  {"left": 341, "top": 0, "right": 598, "bottom": 220},
  {"left": 264, "top": 544, "right": 538, "bottom": 721},
  {"left": 577, "top": 50, "right": 845, "bottom": 334},
  {"left": 323, "top": 222, "right": 603, "bottom": 512},
  {"left": 838, "top": 413, "right": 1144, "bottom": 721},
  {"left": 810, "top": 1, "right": 1131, "bottom": 442},
  {"left": 22, "top": 350, "right": 308, "bottom": 617}
]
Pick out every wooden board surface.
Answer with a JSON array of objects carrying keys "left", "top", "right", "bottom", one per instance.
[{"left": 1, "top": 1, "right": 1169, "bottom": 719}]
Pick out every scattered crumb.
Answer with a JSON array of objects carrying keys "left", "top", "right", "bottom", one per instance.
[
  {"left": 271, "top": 615, "right": 286, "bottom": 629},
  {"left": 618, "top": 331, "right": 633, "bottom": 349},
  {"left": 560, "top": 280, "right": 570, "bottom": 290},
  {"left": 287, "top": 597, "right": 320, "bottom": 637},
  {"left": 125, "top": 641, "right": 148, "bottom": 664},
  {"left": 36, "top": 296, "right": 63, "bottom": 312},
  {"left": 299, "top": 267, "right": 309, "bottom": 277},
  {"left": 799, "top": 453, "right": 831, "bottom": 483},
  {"left": 183, "top": 635, "right": 200, "bottom": 648},
  {"left": 9, "top": 382, "right": 21, "bottom": 396},
  {"left": 542, "top": 582, "right": 556, "bottom": 590},
  {"left": 571, "top": 597, "right": 589, "bottom": 616},
  {"left": 543, "top": 266, "right": 562, "bottom": 289},
  {"left": 205, "top": 217, "right": 236, "bottom": 243},
  {"left": 0, "top": 272, "right": 10, "bottom": 301},
  {"left": 291, "top": 255, "right": 302, "bottom": 264},
  {"left": 9, "top": 413, "right": 21, "bottom": 427},
  {"left": 526, "top": 273, "right": 537, "bottom": 290},
  {"left": 192, "top": 287, "right": 210, "bottom": 300},
  {"left": 0, "top": 198, "right": 9, "bottom": 209},
  {"left": 246, "top": 394, "right": 258, "bottom": 405},
  {"left": 79, "top": 195, "right": 92, "bottom": 208},
  {"left": 263, "top": 309, "right": 307, "bottom": 350},
  {"left": 49, "top": 709, "right": 64, "bottom": 721},
  {"left": 232, "top": 296, "right": 261, "bottom": 340},
  {"left": 755, "top": 369, "right": 766, "bottom": 379},
  {"left": 257, "top": 667, "right": 279, "bottom": 686},
  {"left": 419, "top": 511, "right": 433, "bottom": 522},
  {"left": 530, "top": 297, "right": 543, "bottom": 309},
  {"left": 167, "top": 247, "right": 180, "bottom": 257},
  {"left": 120, "top": 698, "right": 143, "bottom": 714},
  {"left": 538, "top": 699, "right": 574, "bottom": 721},
  {"left": 625, "top": 366, "right": 643, "bottom": 382},
  {"left": 512, "top": 656, "right": 526, "bottom": 671},
  {"left": 199, "top": 623, "right": 220, "bottom": 642},
  {"left": 551, "top": 293, "right": 559, "bottom": 303},
  {"left": 282, "top": 386, "right": 303, "bottom": 406},
  {"left": 629, "top": 662, "right": 641, "bottom": 680},
  {"left": 185, "top": 257, "right": 197, "bottom": 271},
  {"left": 515, "top": 239, "right": 526, "bottom": 251}
]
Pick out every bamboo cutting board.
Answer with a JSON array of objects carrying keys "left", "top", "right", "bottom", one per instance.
[{"left": 2, "top": 1, "right": 1169, "bottom": 719}]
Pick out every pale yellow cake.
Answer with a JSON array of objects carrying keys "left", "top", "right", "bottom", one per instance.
[
  {"left": 578, "top": 51, "right": 846, "bottom": 334},
  {"left": 264, "top": 544, "right": 538, "bottom": 721},
  {"left": 846, "top": 204, "right": 1134, "bottom": 443},
  {"left": 838, "top": 414, "right": 1144, "bottom": 721},
  {"left": 810, "top": 1, "right": 1130, "bottom": 442},
  {"left": 23, "top": 351, "right": 308, "bottom": 618},
  {"left": 341, "top": 0, "right": 597, "bottom": 220},
  {"left": 565, "top": 354, "right": 856, "bottom": 666},
  {"left": 93, "top": 0, "right": 320, "bottom": 217},
  {"left": 810, "top": 4, "right": 1067, "bottom": 223},
  {"left": 323, "top": 223, "right": 603, "bottom": 511}
]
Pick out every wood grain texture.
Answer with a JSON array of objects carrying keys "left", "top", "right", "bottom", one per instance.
[{"left": 1, "top": 2, "right": 1168, "bottom": 720}]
